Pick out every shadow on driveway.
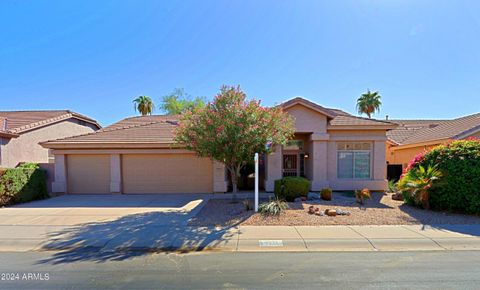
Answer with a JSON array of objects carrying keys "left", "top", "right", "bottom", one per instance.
[{"left": 37, "top": 211, "right": 238, "bottom": 265}]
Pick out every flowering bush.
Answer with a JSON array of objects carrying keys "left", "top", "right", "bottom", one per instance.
[
  {"left": 398, "top": 139, "right": 480, "bottom": 213},
  {"left": 175, "top": 85, "right": 295, "bottom": 196}
]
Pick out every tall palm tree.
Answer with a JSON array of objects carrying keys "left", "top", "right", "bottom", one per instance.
[
  {"left": 356, "top": 90, "right": 382, "bottom": 118},
  {"left": 133, "top": 96, "right": 155, "bottom": 116}
]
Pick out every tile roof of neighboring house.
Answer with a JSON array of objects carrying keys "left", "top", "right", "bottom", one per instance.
[
  {"left": 388, "top": 114, "right": 480, "bottom": 145},
  {"left": 0, "top": 110, "right": 101, "bottom": 137}
]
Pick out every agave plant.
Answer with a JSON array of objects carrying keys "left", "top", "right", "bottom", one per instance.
[
  {"left": 258, "top": 198, "right": 288, "bottom": 216},
  {"left": 398, "top": 165, "right": 442, "bottom": 210}
]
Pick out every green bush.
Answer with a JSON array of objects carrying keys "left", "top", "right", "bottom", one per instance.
[
  {"left": 0, "top": 166, "right": 48, "bottom": 206},
  {"left": 320, "top": 187, "right": 332, "bottom": 200},
  {"left": 399, "top": 139, "right": 480, "bottom": 214},
  {"left": 274, "top": 176, "right": 310, "bottom": 202}
]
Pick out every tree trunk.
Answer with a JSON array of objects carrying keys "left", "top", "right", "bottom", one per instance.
[
  {"left": 422, "top": 190, "right": 430, "bottom": 210},
  {"left": 231, "top": 170, "right": 238, "bottom": 203}
]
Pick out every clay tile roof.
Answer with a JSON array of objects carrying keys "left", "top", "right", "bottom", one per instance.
[
  {"left": 42, "top": 115, "right": 178, "bottom": 146},
  {"left": 0, "top": 110, "right": 100, "bottom": 135},
  {"left": 397, "top": 113, "right": 480, "bottom": 145},
  {"left": 328, "top": 115, "right": 395, "bottom": 126},
  {"left": 280, "top": 97, "right": 396, "bottom": 128}
]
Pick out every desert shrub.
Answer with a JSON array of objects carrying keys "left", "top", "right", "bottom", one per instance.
[
  {"left": 398, "top": 165, "right": 442, "bottom": 209},
  {"left": 259, "top": 198, "right": 288, "bottom": 216},
  {"left": 387, "top": 180, "right": 397, "bottom": 193},
  {"left": 399, "top": 139, "right": 480, "bottom": 213},
  {"left": 0, "top": 166, "right": 48, "bottom": 206},
  {"left": 17, "top": 162, "right": 40, "bottom": 170},
  {"left": 274, "top": 176, "right": 310, "bottom": 202},
  {"left": 355, "top": 188, "right": 371, "bottom": 205},
  {"left": 320, "top": 187, "right": 332, "bottom": 200},
  {"left": 242, "top": 199, "right": 253, "bottom": 211}
]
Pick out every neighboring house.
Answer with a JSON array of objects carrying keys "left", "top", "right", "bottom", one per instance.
[
  {"left": 41, "top": 97, "right": 397, "bottom": 194},
  {"left": 0, "top": 110, "right": 100, "bottom": 168},
  {"left": 386, "top": 113, "right": 480, "bottom": 179}
]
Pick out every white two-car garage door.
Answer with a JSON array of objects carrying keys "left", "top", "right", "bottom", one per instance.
[{"left": 122, "top": 154, "right": 213, "bottom": 194}]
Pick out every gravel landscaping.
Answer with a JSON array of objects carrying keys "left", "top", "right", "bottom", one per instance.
[{"left": 189, "top": 192, "right": 480, "bottom": 227}]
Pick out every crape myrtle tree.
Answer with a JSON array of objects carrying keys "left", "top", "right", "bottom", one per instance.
[{"left": 175, "top": 85, "right": 295, "bottom": 199}]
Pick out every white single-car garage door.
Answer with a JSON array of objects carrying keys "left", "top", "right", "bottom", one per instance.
[
  {"left": 122, "top": 154, "right": 213, "bottom": 194},
  {"left": 67, "top": 154, "right": 111, "bottom": 194}
]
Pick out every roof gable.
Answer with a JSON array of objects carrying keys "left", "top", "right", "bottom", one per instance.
[
  {"left": 0, "top": 110, "right": 101, "bottom": 136},
  {"left": 280, "top": 97, "right": 336, "bottom": 118}
]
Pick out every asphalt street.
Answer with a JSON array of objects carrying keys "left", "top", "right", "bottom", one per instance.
[{"left": 1, "top": 250, "right": 480, "bottom": 289}]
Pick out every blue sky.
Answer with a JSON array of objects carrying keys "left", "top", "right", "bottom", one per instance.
[{"left": 1, "top": 0, "right": 479, "bottom": 126}]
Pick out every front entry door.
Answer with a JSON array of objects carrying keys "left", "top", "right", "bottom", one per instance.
[{"left": 283, "top": 154, "right": 298, "bottom": 177}]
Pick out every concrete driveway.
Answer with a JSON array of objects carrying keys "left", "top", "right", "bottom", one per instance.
[
  {"left": 0, "top": 194, "right": 209, "bottom": 226},
  {"left": 0, "top": 194, "right": 212, "bottom": 251}
]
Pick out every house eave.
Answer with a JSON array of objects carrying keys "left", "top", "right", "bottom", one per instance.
[
  {"left": 327, "top": 125, "right": 398, "bottom": 130},
  {"left": 41, "top": 142, "right": 179, "bottom": 150}
]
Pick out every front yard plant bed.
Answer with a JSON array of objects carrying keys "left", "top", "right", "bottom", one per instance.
[{"left": 189, "top": 192, "right": 480, "bottom": 227}]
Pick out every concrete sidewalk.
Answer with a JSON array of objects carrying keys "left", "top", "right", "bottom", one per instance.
[{"left": 2, "top": 224, "right": 480, "bottom": 252}]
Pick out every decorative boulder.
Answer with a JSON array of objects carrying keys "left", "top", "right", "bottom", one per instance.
[
  {"left": 392, "top": 192, "right": 404, "bottom": 201},
  {"left": 307, "top": 192, "right": 320, "bottom": 200},
  {"left": 336, "top": 208, "right": 351, "bottom": 216},
  {"left": 325, "top": 209, "right": 337, "bottom": 216},
  {"left": 308, "top": 206, "right": 316, "bottom": 214}
]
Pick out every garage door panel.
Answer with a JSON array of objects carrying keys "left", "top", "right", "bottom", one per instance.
[
  {"left": 122, "top": 154, "right": 212, "bottom": 194},
  {"left": 67, "top": 155, "right": 110, "bottom": 194}
]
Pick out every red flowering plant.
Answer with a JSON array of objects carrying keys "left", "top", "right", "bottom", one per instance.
[
  {"left": 175, "top": 85, "right": 295, "bottom": 199},
  {"left": 404, "top": 152, "right": 426, "bottom": 173}
]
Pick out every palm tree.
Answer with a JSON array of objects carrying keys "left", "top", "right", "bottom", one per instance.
[
  {"left": 356, "top": 90, "right": 382, "bottom": 118},
  {"left": 399, "top": 165, "right": 442, "bottom": 210},
  {"left": 133, "top": 96, "right": 155, "bottom": 116}
]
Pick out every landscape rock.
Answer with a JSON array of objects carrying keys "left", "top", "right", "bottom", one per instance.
[
  {"left": 326, "top": 209, "right": 337, "bottom": 216},
  {"left": 314, "top": 211, "right": 324, "bottom": 216},
  {"left": 392, "top": 192, "right": 404, "bottom": 201},
  {"left": 308, "top": 206, "right": 316, "bottom": 215},
  {"left": 336, "top": 208, "right": 351, "bottom": 216},
  {"left": 307, "top": 192, "right": 320, "bottom": 200}
]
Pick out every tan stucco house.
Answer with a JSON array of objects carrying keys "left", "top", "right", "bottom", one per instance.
[
  {"left": 0, "top": 110, "right": 100, "bottom": 168},
  {"left": 42, "top": 97, "right": 397, "bottom": 194},
  {"left": 386, "top": 113, "right": 480, "bottom": 177}
]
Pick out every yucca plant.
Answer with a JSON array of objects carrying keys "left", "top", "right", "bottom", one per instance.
[
  {"left": 258, "top": 198, "right": 288, "bottom": 216},
  {"left": 398, "top": 165, "right": 442, "bottom": 210}
]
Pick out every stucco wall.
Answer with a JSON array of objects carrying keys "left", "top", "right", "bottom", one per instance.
[
  {"left": 0, "top": 119, "right": 97, "bottom": 168},
  {"left": 285, "top": 104, "right": 327, "bottom": 133},
  {"left": 386, "top": 145, "right": 435, "bottom": 167},
  {"left": 265, "top": 126, "right": 389, "bottom": 191}
]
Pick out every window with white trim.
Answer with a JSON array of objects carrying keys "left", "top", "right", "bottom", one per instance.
[{"left": 337, "top": 142, "right": 371, "bottom": 179}]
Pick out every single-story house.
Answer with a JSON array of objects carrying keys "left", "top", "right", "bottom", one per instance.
[
  {"left": 0, "top": 110, "right": 100, "bottom": 168},
  {"left": 386, "top": 113, "right": 480, "bottom": 179},
  {"left": 41, "top": 97, "right": 397, "bottom": 194}
]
